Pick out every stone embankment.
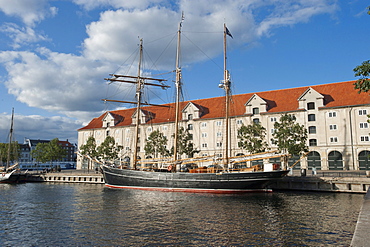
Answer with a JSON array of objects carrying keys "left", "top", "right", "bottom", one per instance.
[
  {"left": 26, "top": 170, "right": 104, "bottom": 184},
  {"left": 351, "top": 188, "right": 370, "bottom": 246}
]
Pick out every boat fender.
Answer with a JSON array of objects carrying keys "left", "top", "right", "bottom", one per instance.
[{"left": 168, "top": 165, "right": 172, "bottom": 172}]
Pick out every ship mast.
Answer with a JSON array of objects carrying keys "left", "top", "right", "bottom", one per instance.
[
  {"left": 103, "top": 40, "right": 169, "bottom": 170},
  {"left": 172, "top": 13, "right": 184, "bottom": 172},
  {"left": 223, "top": 23, "right": 231, "bottom": 169},
  {"left": 6, "top": 108, "right": 14, "bottom": 170},
  {"left": 132, "top": 39, "right": 144, "bottom": 170}
]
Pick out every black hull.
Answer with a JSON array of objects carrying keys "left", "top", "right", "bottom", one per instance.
[
  {"left": 101, "top": 165, "right": 289, "bottom": 193},
  {"left": 0, "top": 172, "right": 28, "bottom": 184}
]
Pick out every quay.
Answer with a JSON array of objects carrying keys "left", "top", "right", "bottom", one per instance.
[
  {"left": 25, "top": 169, "right": 104, "bottom": 184},
  {"left": 351, "top": 188, "right": 370, "bottom": 247},
  {"left": 23, "top": 169, "right": 370, "bottom": 193}
]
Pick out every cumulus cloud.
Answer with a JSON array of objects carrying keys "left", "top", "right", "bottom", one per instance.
[
  {"left": 0, "top": 113, "right": 82, "bottom": 144},
  {"left": 0, "top": 0, "right": 339, "bottom": 139},
  {"left": 0, "top": 0, "right": 57, "bottom": 26}
]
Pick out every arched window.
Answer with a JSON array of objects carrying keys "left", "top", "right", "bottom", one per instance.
[
  {"left": 307, "top": 151, "right": 321, "bottom": 170},
  {"left": 328, "top": 151, "right": 343, "bottom": 170},
  {"left": 288, "top": 154, "right": 301, "bottom": 170},
  {"left": 358, "top": 151, "right": 370, "bottom": 170}
]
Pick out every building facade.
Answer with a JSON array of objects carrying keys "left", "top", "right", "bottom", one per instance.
[
  {"left": 20, "top": 139, "right": 76, "bottom": 163},
  {"left": 77, "top": 80, "right": 370, "bottom": 171}
]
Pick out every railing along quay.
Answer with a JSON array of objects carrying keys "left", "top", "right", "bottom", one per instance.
[{"left": 25, "top": 169, "right": 104, "bottom": 184}]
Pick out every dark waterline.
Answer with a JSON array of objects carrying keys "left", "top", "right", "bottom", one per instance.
[{"left": 0, "top": 183, "right": 363, "bottom": 246}]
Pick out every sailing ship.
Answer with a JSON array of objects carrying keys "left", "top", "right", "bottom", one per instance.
[
  {"left": 100, "top": 18, "right": 289, "bottom": 193},
  {"left": 0, "top": 108, "right": 25, "bottom": 183}
]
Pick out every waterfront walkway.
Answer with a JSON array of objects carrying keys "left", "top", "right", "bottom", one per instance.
[{"left": 351, "top": 188, "right": 370, "bottom": 247}]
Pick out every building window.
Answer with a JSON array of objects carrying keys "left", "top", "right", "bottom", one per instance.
[
  {"left": 216, "top": 121, "right": 222, "bottom": 126},
  {"left": 217, "top": 132, "right": 222, "bottom": 137},
  {"left": 271, "top": 129, "right": 275, "bottom": 134},
  {"left": 270, "top": 117, "right": 277, "bottom": 122},
  {"left": 147, "top": 127, "right": 152, "bottom": 132},
  {"left": 202, "top": 133, "right": 207, "bottom": 138},
  {"left": 216, "top": 142, "right": 222, "bottom": 147},
  {"left": 359, "top": 109, "right": 368, "bottom": 116},
  {"left": 253, "top": 118, "right": 259, "bottom": 124},
  {"left": 162, "top": 126, "right": 168, "bottom": 131},
  {"left": 329, "top": 124, "right": 337, "bottom": 130},
  {"left": 188, "top": 114, "right": 193, "bottom": 120},
  {"left": 252, "top": 107, "right": 259, "bottom": 114},
  {"left": 216, "top": 153, "right": 223, "bottom": 158},
  {"left": 307, "top": 102, "right": 315, "bottom": 110},
  {"left": 107, "top": 122, "right": 110, "bottom": 127},
  {"left": 330, "top": 137, "right": 338, "bottom": 143},
  {"left": 189, "top": 134, "right": 193, "bottom": 140},
  {"left": 360, "top": 136, "right": 370, "bottom": 142},
  {"left": 236, "top": 119, "right": 243, "bottom": 125},
  {"left": 308, "top": 114, "right": 315, "bottom": 121},
  {"left": 201, "top": 122, "right": 207, "bottom": 128},
  {"left": 188, "top": 124, "right": 193, "bottom": 130},
  {"left": 360, "top": 122, "right": 369, "bottom": 129},
  {"left": 309, "top": 139, "right": 317, "bottom": 146},
  {"left": 328, "top": 111, "right": 337, "bottom": 118},
  {"left": 106, "top": 130, "right": 110, "bottom": 136},
  {"left": 308, "top": 126, "right": 316, "bottom": 134},
  {"left": 202, "top": 143, "right": 208, "bottom": 148}
]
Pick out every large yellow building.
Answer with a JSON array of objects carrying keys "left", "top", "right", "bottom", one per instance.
[{"left": 77, "top": 80, "right": 370, "bottom": 171}]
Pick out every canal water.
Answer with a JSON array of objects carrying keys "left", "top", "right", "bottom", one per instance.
[{"left": 0, "top": 183, "right": 363, "bottom": 246}]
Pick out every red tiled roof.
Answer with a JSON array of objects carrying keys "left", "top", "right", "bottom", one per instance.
[{"left": 79, "top": 80, "right": 370, "bottom": 130}]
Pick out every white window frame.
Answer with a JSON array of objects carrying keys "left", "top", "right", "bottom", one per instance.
[
  {"left": 328, "top": 111, "right": 337, "bottom": 118},
  {"left": 359, "top": 109, "right": 368, "bottom": 116},
  {"left": 360, "top": 122, "right": 369, "bottom": 129},
  {"left": 329, "top": 124, "right": 337, "bottom": 130},
  {"left": 360, "top": 136, "right": 370, "bottom": 142},
  {"left": 330, "top": 137, "right": 338, "bottom": 143}
]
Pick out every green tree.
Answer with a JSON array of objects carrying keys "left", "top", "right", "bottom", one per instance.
[
  {"left": 80, "top": 136, "right": 98, "bottom": 170},
  {"left": 171, "top": 127, "right": 199, "bottom": 158},
  {"left": 353, "top": 60, "right": 370, "bottom": 93},
  {"left": 237, "top": 122, "right": 269, "bottom": 154},
  {"left": 353, "top": 6, "right": 370, "bottom": 93},
  {"left": 0, "top": 142, "right": 20, "bottom": 165},
  {"left": 273, "top": 114, "right": 308, "bottom": 169},
  {"left": 31, "top": 138, "right": 67, "bottom": 164},
  {"left": 144, "top": 130, "right": 169, "bottom": 158},
  {"left": 97, "top": 136, "right": 122, "bottom": 163}
]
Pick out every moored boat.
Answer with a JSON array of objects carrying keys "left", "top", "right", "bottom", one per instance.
[{"left": 100, "top": 16, "right": 289, "bottom": 193}]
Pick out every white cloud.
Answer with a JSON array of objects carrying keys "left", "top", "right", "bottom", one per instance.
[
  {"left": 0, "top": 0, "right": 339, "bottom": 135},
  {"left": 0, "top": 113, "right": 82, "bottom": 144},
  {"left": 73, "top": 0, "right": 165, "bottom": 11},
  {"left": 0, "top": 0, "right": 57, "bottom": 26},
  {"left": 0, "top": 23, "right": 49, "bottom": 49},
  {"left": 0, "top": 49, "right": 113, "bottom": 116}
]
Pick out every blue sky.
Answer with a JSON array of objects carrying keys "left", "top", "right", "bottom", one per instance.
[{"left": 0, "top": 0, "right": 369, "bottom": 145}]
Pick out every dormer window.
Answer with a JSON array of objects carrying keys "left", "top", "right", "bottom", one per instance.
[
  {"left": 252, "top": 107, "right": 259, "bottom": 114},
  {"left": 253, "top": 118, "right": 259, "bottom": 123},
  {"left": 307, "top": 102, "right": 315, "bottom": 110},
  {"left": 188, "top": 114, "right": 193, "bottom": 120}
]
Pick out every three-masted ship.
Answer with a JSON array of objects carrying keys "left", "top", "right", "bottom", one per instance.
[{"left": 100, "top": 17, "right": 289, "bottom": 193}]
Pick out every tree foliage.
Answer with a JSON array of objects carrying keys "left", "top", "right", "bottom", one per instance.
[
  {"left": 353, "top": 60, "right": 370, "bottom": 93},
  {"left": 31, "top": 138, "right": 67, "bottom": 163},
  {"left": 0, "top": 142, "right": 20, "bottom": 165},
  {"left": 97, "top": 136, "right": 122, "bottom": 163},
  {"left": 237, "top": 122, "right": 269, "bottom": 153},
  {"left": 273, "top": 114, "right": 308, "bottom": 167},
  {"left": 144, "top": 130, "right": 169, "bottom": 158},
  {"left": 79, "top": 136, "right": 98, "bottom": 168},
  {"left": 171, "top": 127, "right": 199, "bottom": 158},
  {"left": 353, "top": 6, "right": 370, "bottom": 93}
]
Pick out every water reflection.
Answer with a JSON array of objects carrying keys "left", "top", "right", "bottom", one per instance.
[{"left": 0, "top": 183, "right": 363, "bottom": 246}]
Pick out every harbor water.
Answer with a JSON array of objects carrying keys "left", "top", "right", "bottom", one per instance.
[{"left": 0, "top": 183, "right": 363, "bottom": 246}]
